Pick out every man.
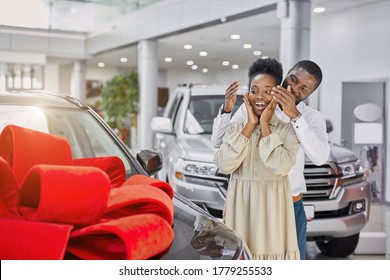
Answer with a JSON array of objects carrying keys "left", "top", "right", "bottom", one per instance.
[{"left": 211, "top": 60, "right": 330, "bottom": 260}]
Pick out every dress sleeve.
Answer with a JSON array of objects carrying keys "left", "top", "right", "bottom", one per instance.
[
  {"left": 213, "top": 123, "right": 250, "bottom": 174},
  {"left": 259, "top": 125, "right": 299, "bottom": 176},
  {"left": 211, "top": 103, "right": 247, "bottom": 148}
]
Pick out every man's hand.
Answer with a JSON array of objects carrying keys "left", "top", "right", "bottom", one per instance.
[
  {"left": 224, "top": 80, "right": 240, "bottom": 113},
  {"left": 271, "top": 85, "right": 300, "bottom": 119}
]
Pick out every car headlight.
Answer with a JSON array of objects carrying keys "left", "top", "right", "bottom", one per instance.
[
  {"left": 338, "top": 160, "right": 365, "bottom": 178},
  {"left": 175, "top": 158, "right": 218, "bottom": 179}
]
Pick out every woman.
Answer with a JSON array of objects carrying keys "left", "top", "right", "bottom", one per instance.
[{"left": 214, "top": 58, "right": 300, "bottom": 260}]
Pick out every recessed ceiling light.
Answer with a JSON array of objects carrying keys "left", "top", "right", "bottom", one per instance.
[
  {"left": 199, "top": 51, "right": 208, "bottom": 56},
  {"left": 230, "top": 34, "right": 240, "bottom": 40},
  {"left": 222, "top": 61, "right": 230, "bottom": 66},
  {"left": 243, "top": 44, "right": 252, "bottom": 49},
  {"left": 313, "top": 7, "right": 326, "bottom": 13},
  {"left": 202, "top": 68, "right": 208, "bottom": 73},
  {"left": 70, "top": 8, "right": 78, "bottom": 14},
  {"left": 164, "top": 57, "right": 173, "bottom": 62},
  {"left": 232, "top": 64, "right": 239, "bottom": 70},
  {"left": 184, "top": 44, "right": 193, "bottom": 49},
  {"left": 191, "top": 65, "right": 198, "bottom": 70},
  {"left": 253, "top": 51, "right": 262, "bottom": 56},
  {"left": 120, "top": 57, "right": 128, "bottom": 63},
  {"left": 186, "top": 60, "right": 194, "bottom": 65},
  {"left": 98, "top": 62, "right": 105, "bottom": 67}
]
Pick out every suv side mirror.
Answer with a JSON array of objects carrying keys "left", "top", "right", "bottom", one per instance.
[
  {"left": 136, "top": 149, "right": 163, "bottom": 176},
  {"left": 151, "top": 117, "right": 173, "bottom": 134},
  {"left": 326, "top": 119, "right": 333, "bottom": 134}
]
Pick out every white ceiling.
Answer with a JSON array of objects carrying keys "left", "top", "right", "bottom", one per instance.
[
  {"left": 87, "top": 0, "right": 387, "bottom": 72},
  {"left": 2, "top": 0, "right": 387, "bottom": 72}
]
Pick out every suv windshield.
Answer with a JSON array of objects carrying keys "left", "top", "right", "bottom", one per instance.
[
  {"left": 184, "top": 95, "right": 243, "bottom": 134},
  {"left": 0, "top": 105, "right": 133, "bottom": 175}
]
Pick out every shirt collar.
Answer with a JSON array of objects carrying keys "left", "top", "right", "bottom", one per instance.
[{"left": 296, "top": 101, "right": 306, "bottom": 112}]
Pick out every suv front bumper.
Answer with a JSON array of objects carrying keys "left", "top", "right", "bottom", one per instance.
[{"left": 305, "top": 179, "right": 370, "bottom": 239}]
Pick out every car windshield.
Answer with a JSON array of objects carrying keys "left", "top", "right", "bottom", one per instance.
[
  {"left": 0, "top": 105, "right": 133, "bottom": 175},
  {"left": 184, "top": 95, "right": 243, "bottom": 134}
]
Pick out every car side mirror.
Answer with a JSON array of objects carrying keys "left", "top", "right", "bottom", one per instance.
[
  {"left": 326, "top": 119, "right": 333, "bottom": 134},
  {"left": 151, "top": 117, "right": 173, "bottom": 134},
  {"left": 136, "top": 149, "right": 163, "bottom": 176}
]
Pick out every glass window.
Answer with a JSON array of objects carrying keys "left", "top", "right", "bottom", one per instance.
[
  {"left": 184, "top": 95, "right": 243, "bottom": 134},
  {"left": 0, "top": 105, "right": 134, "bottom": 176}
]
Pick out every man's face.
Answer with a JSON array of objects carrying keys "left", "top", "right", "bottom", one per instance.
[{"left": 282, "top": 67, "right": 318, "bottom": 104}]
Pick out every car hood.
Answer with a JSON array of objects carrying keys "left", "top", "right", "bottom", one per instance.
[
  {"left": 328, "top": 142, "right": 358, "bottom": 163},
  {"left": 179, "top": 134, "right": 216, "bottom": 162},
  {"left": 179, "top": 135, "right": 359, "bottom": 166},
  {"left": 162, "top": 193, "right": 248, "bottom": 260},
  {"left": 305, "top": 142, "right": 358, "bottom": 164}
]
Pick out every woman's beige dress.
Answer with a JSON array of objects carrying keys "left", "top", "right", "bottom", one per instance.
[{"left": 214, "top": 114, "right": 300, "bottom": 260}]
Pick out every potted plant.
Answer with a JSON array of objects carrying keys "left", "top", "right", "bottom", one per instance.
[{"left": 101, "top": 69, "right": 138, "bottom": 145}]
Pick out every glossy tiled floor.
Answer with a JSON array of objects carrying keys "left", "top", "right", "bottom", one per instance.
[{"left": 306, "top": 204, "right": 390, "bottom": 260}]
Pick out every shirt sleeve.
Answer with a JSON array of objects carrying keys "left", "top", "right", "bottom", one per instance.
[
  {"left": 259, "top": 125, "right": 299, "bottom": 176},
  {"left": 211, "top": 105, "right": 232, "bottom": 148},
  {"left": 210, "top": 103, "right": 247, "bottom": 148},
  {"left": 213, "top": 123, "right": 250, "bottom": 174},
  {"left": 292, "top": 112, "right": 330, "bottom": 166}
]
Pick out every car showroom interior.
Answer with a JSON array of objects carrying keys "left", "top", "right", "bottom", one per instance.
[{"left": 0, "top": 0, "right": 389, "bottom": 264}]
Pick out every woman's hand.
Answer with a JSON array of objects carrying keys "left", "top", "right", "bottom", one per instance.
[
  {"left": 243, "top": 93, "right": 259, "bottom": 126},
  {"left": 260, "top": 97, "right": 277, "bottom": 124},
  {"left": 241, "top": 93, "right": 258, "bottom": 138}
]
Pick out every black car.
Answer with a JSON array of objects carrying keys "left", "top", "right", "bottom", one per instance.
[{"left": 0, "top": 90, "right": 250, "bottom": 260}]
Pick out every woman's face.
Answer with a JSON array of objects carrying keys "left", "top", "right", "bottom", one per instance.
[{"left": 248, "top": 74, "right": 277, "bottom": 116}]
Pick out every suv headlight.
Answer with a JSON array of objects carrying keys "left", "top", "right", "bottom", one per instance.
[
  {"left": 338, "top": 160, "right": 365, "bottom": 178},
  {"left": 175, "top": 158, "right": 218, "bottom": 179}
]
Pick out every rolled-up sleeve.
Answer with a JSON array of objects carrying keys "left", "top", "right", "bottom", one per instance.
[
  {"left": 214, "top": 123, "right": 249, "bottom": 174},
  {"left": 259, "top": 126, "right": 299, "bottom": 176}
]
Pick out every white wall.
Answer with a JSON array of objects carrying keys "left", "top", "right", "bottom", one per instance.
[
  {"left": 311, "top": 0, "right": 390, "bottom": 203},
  {"left": 44, "top": 63, "right": 60, "bottom": 92},
  {"left": 166, "top": 68, "right": 248, "bottom": 95},
  {"left": 86, "top": 65, "right": 125, "bottom": 83}
]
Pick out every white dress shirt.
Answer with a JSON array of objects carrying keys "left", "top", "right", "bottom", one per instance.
[{"left": 211, "top": 102, "right": 331, "bottom": 196}]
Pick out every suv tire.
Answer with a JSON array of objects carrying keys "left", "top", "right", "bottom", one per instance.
[{"left": 316, "top": 233, "right": 359, "bottom": 257}]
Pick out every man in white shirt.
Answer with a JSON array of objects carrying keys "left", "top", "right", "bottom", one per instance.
[{"left": 211, "top": 60, "right": 330, "bottom": 259}]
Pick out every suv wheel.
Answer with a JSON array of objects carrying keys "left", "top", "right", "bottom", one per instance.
[{"left": 316, "top": 233, "right": 359, "bottom": 257}]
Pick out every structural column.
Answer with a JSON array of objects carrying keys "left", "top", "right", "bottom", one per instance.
[
  {"left": 71, "top": 60, "right": 86, "bottom": 102},
  {"left": 278, "top": 0, "right": 311, "bottom": 71},
  {"left": 137, "top": 39, "right": 158, "bottom": 150}
]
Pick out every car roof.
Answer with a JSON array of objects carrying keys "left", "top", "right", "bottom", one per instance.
[
  {"left": 177, "top": 84, "right": 247, "bottom": 96},
  {"left": 0, "top": 90, "right": 87, "bottom": 109}
]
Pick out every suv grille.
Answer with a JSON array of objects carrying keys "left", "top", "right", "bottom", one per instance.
[
  {"left": 216, "top": 164, "right": 341, "bottom": 200},
  {"left": 303, "top": 163, "right": 338, "bottom": 200}
]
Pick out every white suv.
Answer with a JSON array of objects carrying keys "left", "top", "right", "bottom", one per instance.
[
  {"left": 151, "top": 83, "right": 370, "bottom": 258},
  {"left": 151, "top": 84, "right": 243, "bottom": 216}
]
